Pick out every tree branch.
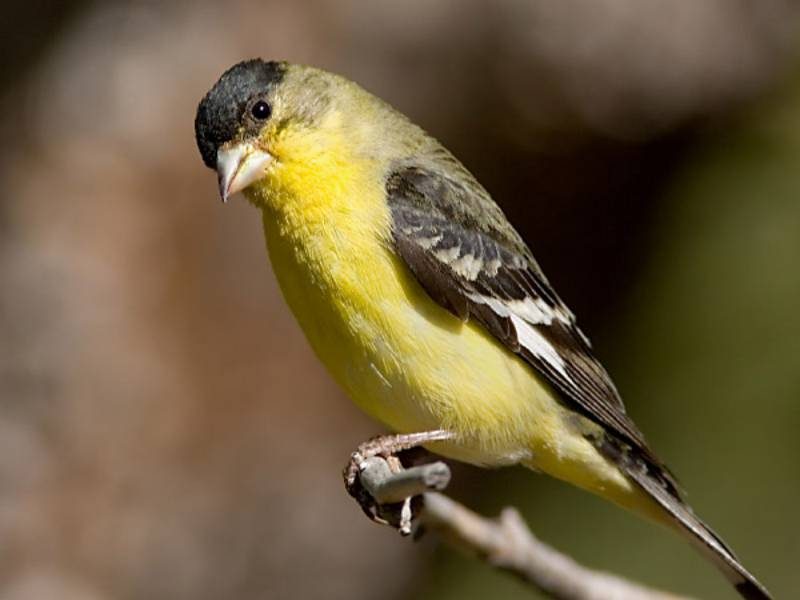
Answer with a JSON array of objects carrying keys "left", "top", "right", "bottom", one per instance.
[{"left": 352, "top": 455, "right": 692, "bottom": 600}]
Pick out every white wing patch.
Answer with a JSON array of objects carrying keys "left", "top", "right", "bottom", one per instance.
[
  {"left": 510, "top": 314, "right": 571, "bottom": 381},
  {"left": 466, "top": 292, "right": 574, "bottom": 328},
  {"left": 434, "top": 246, "right": 461, "bottom": 262},
  {"left": 450, "top": 253, "right": 485, "bottom": 280},
  {"left": 466, "top": 293, "right": 574, "bottom": 385},
  {"left": 416, "top": 234, "right": 443, "bottom": 250}
]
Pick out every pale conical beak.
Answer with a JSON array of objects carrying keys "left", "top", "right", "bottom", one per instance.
[{"left": 216, "top": 142, "right": 273, "bottom": 203}]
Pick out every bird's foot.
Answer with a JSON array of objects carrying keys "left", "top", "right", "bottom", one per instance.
[{"left": 343, "top": 430, "right": 454, "bottom": 534}]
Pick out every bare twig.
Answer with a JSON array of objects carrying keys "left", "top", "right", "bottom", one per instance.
[
  {"left": 352, "top": 455, "right": 692, "bottom": 600},
  {"left": 359, "top": 456, "right": 451, "bottom": 503}
]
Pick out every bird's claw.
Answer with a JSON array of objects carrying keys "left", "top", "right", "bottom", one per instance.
[
  {"left": 342, "top": 431, "right": 453, "bottom": 532},
  {"left": 343, "top": 440, "right": 410, "bottom": 527}
]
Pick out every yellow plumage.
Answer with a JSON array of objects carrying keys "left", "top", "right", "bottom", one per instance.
[{"left": 246, "top": 117, "right": 660, "bottom": 522}]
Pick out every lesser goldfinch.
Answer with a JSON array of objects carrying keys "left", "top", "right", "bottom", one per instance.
[{"left": 195, "top": 59, "right": 769, "bottom": 599}]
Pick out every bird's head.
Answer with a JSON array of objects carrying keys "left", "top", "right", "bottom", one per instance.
[{"left": 195, "top": 59, "right": 402, "bottom": 205}]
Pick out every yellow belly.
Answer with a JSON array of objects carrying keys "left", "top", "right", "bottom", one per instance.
[{"left": 258, "top": 201, "right": 639, "bottom": 508}]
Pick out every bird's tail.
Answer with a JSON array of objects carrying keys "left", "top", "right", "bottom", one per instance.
[{"left": 625, "top": 466, "right": 771, "bottom": 600}]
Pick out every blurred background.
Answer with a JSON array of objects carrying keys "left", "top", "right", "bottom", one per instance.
[{"left": 1, "top": 1, "right": 799, "bottom": 598}]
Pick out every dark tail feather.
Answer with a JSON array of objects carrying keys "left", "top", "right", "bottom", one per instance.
[{"left": 627, "top": 468, "right": 771, "bottom": 600}]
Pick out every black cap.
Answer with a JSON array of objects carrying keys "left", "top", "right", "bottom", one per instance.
[{"left": 195, "top": 59, "right": 286, "bottom": 169}]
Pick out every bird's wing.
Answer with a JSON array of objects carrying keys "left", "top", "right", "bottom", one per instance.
[
  {"left": 387, "top": 164, "right": 773, "bottom": 600},
  {"left": 386, "top": 164, "right": 668, "bottom": 478}
]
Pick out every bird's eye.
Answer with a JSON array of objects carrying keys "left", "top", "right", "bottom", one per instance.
[{"left": 251, "top": 100, "right": 271, "bottom": 120}]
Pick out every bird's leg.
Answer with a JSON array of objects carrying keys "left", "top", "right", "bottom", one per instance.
[{"left": 343, "top": 430, "right": 454, "bottom": 528}]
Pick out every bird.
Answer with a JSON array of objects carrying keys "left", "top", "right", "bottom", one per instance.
[{"left": 194, "top": 59, "right": 770, "bottom": 600}]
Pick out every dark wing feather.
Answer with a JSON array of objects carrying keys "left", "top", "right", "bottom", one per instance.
[{"left": 386, "top": 165, "right": 674, "bottom": 488}]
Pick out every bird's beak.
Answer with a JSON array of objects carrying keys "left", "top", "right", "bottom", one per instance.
[{"left": 216, "top": 142, "right": 272, "bottom": 203}]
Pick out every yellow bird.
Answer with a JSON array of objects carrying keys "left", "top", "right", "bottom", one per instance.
[{"left": 195, "top": 59, "right": 769, "bottom": 599}]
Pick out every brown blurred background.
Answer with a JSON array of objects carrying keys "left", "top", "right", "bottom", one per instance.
[{"left": 1, "top": 1, "right": 799, "bottom": 599}]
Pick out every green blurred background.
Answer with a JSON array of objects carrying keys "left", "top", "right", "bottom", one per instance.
[{"left": 1, "top": 2, "right": 798, "bottom": 599}]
